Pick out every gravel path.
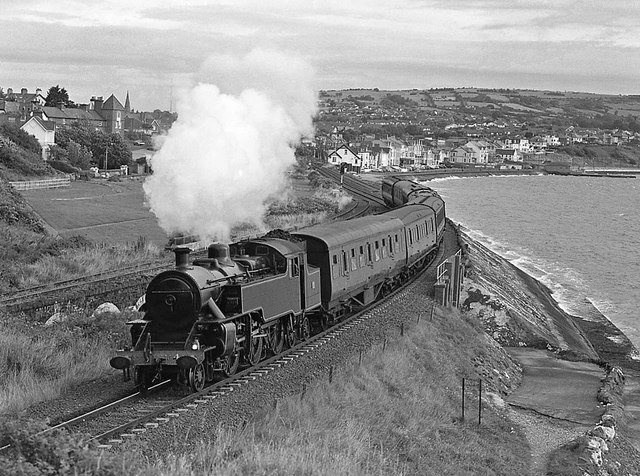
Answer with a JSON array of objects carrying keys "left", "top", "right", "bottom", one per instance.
[{"left": 507, "top": 406, "right": 589, "bottom": 475}]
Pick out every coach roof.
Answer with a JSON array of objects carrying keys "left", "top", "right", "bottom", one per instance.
[{"left": 292, "top": 215, "right": 403, "bottom": 248}]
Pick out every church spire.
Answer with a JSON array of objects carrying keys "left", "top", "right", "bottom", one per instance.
[{"left": 124, "top": 90, "right": 131, "bottom": 113}]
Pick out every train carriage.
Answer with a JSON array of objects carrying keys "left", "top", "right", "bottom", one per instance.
[{"left": 293, "top": 215, "right": 406, "bottom": 317}]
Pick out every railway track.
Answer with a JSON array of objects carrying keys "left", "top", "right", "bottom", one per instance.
[
  {"left": 0, "top": 259, "right": 172, "bottom": 311},
  {"left": 316, "top": 166, "right": 387, "bottom": 209},
  {"left": 6, "top": 240, "right": 446, "bottom": 450}
]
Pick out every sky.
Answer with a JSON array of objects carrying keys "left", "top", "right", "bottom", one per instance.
[{"left": 1, "top": 0, "right": 639, "bottom": 112}]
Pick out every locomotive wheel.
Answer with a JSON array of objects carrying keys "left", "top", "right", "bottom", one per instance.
[
  {"left": 244, "top": 335, "right": 264, "bottom": 366},
  {"left": 269, "top": 321, "right": 284, "bottom": 355},
  {"left": 188, "top": 363, "right": 205, "bottom": 392},
  {"left": 221, "top": 351, "right": 240, "bottom": 378},
  {"left": 284, "top": 320, "right": 297, "bottom": 349},
  {"left": 299, "top": 315, "right": 311, "bottom": 342}
]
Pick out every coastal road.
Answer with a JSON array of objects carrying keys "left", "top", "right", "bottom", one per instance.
[{"left": 506, "top": 348, "right": 604, "bottom": 424}]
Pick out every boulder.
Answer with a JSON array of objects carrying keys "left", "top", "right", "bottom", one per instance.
[
  {"left": 591, "top": 425, "right": 615, "bottom": 442},
  {"left": 92, "top": 302, "right": 121, "bottom": 317},
  {"left": 44, "top": 312, "right": 68, "bottom": 326}
]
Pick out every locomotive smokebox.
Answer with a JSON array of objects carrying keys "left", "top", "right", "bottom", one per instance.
[
  {"left": 208, "top": 243, "right": 234, "bottom": 266},
  {"left": 174, "top": 246, "right": 191, "bottom": 268}
]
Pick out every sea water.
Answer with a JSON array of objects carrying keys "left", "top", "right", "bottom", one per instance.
[{"left": 426, "top": 174, "right": 640, "bottom": 349}]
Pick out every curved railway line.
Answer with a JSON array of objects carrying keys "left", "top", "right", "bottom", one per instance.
[{"left": 0, "top": 241, "right": 442, "bottom": 451}]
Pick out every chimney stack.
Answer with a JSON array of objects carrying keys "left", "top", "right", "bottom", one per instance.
[{"left": 174, "top": 247, "right": 191, "bottom": 269}]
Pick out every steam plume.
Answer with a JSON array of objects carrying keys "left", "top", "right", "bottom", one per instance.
[{"left": 143, "top": 49, "right": 316, "bottom": 242}]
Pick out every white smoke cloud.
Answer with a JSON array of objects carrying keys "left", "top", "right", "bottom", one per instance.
[{"left": 143, "top": 49, "right": 317, "bottom": 242}]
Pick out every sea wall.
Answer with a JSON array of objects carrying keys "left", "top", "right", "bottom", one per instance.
[{"left": 457, "top": 229, "right": 639, "bottom": 370}]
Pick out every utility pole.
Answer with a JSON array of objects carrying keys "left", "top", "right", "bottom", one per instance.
[{"left": 104, "top": 144, "right": 108, "bottom": 171}]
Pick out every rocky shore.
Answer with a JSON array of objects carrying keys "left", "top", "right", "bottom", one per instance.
[{"left": 457, "top": 227, "right": 640, "bottom": 474}]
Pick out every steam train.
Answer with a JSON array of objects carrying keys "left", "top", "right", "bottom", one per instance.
[{"left": 110, "top": 177, "right": 445, "bottom": 391}]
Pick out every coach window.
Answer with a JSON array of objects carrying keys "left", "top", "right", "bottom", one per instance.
[
  {"left": 388, "top": 235, "right": 393, "bottom": 254},
  {"left": 374, "top": 240, "right": 380, "bottom": 261},
  {"left": 359, "top": 245, "right": 365, "bottom": 266},
  {"left": 408, "top": 229, "right": 413, "bottom": 245},
  {"left": 332, "top": 254, "right": 339, "bottom": 279},
  {"left": 367, "top": 243, "right": 373, "bottom": 263},
  {"left": 351, "top": 248, "right": 357, "bottom": 270},
  {"left": 291, "top": 257, "right": 300, "bottom": 278},
  {"left": 342, "top": 250, "right": 348, "bottom": 274},
  {"left": 381, "top": 238, "right": 387, "bottom": 258}
]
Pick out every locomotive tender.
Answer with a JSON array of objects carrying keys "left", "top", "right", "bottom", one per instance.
[{"left": 110, "top": 177, "right": 445, "bottom": 391}]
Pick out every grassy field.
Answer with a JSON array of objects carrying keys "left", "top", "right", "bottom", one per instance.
[{"left": 21, "top": 177, "right": 169, "bottom": 245}]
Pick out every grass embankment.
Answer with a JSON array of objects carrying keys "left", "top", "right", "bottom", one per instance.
[
  {"left": 2, "top": 304, "right": 530, "bottom": 475},
  {"left": 0, "top": 310, "right": 132, "bottom": 414}
]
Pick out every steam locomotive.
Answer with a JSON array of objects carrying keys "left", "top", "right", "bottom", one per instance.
[{"left": 110, "top": 177, "right": 445, "bottom": 391}]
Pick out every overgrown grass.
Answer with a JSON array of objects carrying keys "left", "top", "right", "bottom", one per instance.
[
  {"left": 0, "top": 310, "right": 131, "bottom": 414},
  {"left": 1, "top": 235, "right": 164, "bottom": 289},
  {"left": 139, "top": 305, "right": 530, "bottom": 475},
  {"left": 2, "top": 305, "right": 531, "bottom": 474}
]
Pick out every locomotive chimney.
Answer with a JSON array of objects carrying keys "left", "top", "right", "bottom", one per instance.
[{"left": 174, "top": 246, "right": 191, "bottom": 269}]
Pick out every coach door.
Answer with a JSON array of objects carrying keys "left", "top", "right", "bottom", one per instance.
[{"left": 295, "top": 255, "right": 306, "bottom": 309}]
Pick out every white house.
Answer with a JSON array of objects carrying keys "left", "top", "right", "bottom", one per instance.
[
  {"left": 20, "top": 116, "right": 55, "bottom": 160},
  {"left": 328, "top": 144, "right": 362, "bottom": 171},
  {"left": 495, "top": 148, "right": 522, "bottom": 162}
]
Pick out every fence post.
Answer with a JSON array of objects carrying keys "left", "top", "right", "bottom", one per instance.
[
  {"left": 478, "top": 379, "right": 482, "bottom": 426},
  {"left": 329, "top": 365, "right": 333, "bottom": 383},
  {"left": 461, "top": 377, "right": 465, "bottom": 422},
  {"left": 359, "top": 349, "right": 363, "bottom": 365},
  {"left": 400, "top": 323, "right": 404, "bottom": 336}
]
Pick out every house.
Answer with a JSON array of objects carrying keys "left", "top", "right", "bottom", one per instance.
[
  {"left": 358, "top": 150, "right": 378, "bottom": 170},
  {"left": 327, "top": 144, "right": 361, "bottom": 172},
  {"left": 90, "top": 95, "right": 124, "bottom": 135},
  {"left": 464, "top": 140, "right": 491, "bottom": 164},
  {"left": 40, "top": 105, "right": 105, "bottom": 131},
  {"left": 495, "top": 148, "right": 522, "bottom": 162},
  {"left": 449, "top": 146, "right": 477, "bottom": 164},
  {"left": 20, "top": 116, "right": 55, "bottom": 159},
  {"left": 4, "top": 88, "right": 46, "bottom": 121}
]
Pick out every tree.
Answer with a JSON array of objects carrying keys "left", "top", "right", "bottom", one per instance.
[
  {"left": 45, "top": 85, "right": 74, "bottom": 107},
  {"left": 55, "top": 122, "right": 129, "bottom": 169},
  {"left": 66, "top": 140, "right": 92, "bottom": 169},
  {"left": 91, "top": 132, "right": 131, "bottom": 169}
]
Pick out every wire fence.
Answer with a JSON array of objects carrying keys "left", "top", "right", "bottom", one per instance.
[{"left": 9, "top": 176, "right": 71, "bottom": 191}]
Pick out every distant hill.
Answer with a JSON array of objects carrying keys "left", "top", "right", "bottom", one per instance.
[{"left": 318, "top": 87, "right": 640, "bottom": 135}]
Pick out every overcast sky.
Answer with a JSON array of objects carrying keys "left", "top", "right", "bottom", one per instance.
[{"left": 1, "top": 0, "right": 639, "bottom": 111}]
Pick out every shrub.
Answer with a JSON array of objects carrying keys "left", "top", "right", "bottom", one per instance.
[
  {"left": 46, "top": 160, "right": 80, "bottom": 174},
  {"left": 0, "top": 420, "right": 142, "bottom": 476},
  {"left": 0, "top": 123, "right": 41, "bottom": 155}
]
